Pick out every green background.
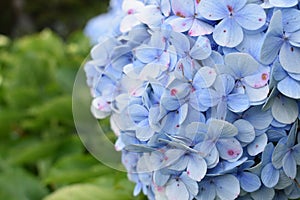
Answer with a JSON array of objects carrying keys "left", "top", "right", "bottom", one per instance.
[{"left": 0, "top": 0, "right": 146, "bottom": 199}]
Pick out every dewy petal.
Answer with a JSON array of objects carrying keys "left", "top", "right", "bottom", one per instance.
[
  {"left": 217, "top": 138, "right": 243, "bottom": 162},
  {"left": 190, "top": 36, "right": 212, "bottom": 60},
  {"left": 260, "top": 11, "right": 284, "bottom": 65},
  {"left": 215, "top": 175, "right": 240, "bottom": 200},
  {"left": 261, "top": 163, "right": 280, "bottom": 188},
  {"left": 188, "top": 19, "right": 214, "bottom": 36},
  {"left": 213, "top": 18, "right": 243, "bottom": 48},
  {"left": 239, "top": 172, "right": 261, "bottom": 192},
  {"left": 171, "top": 0, "right": 194, "bottom": 17},
  {"left": 198, "top": 0, "right": 227, "bottom": 20},
  {"left": 187, "top": 154, "right": 207, "bottom": 181},
  {"left": 235, "top": 4, "right": 266, "bottom": 30},
  {"left": 165, "top": 179, "right": 189, "bottom": 200},
  {"left": 279, "top": 43, "right": 300, "bottom": 74},
  {"left": 282, "top": 152, "right": 297, "bottom": 179},
  {"left": 225, "top": 53, "right": 259, "bottom": 78},
  {"left": 278, "top": 76, "right": 300, "bottom": 99},
  {"left": 167, "top": 17, "right": 194, "bottom": 33}
]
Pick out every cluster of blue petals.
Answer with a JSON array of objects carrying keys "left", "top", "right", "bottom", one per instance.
[{"left": 84, "top": 0, "right": 300, "bottom": 199}]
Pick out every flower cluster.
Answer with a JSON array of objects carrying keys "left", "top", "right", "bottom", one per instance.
[{"left": 84, "top": 0, "right": 300, "bottom": 199}]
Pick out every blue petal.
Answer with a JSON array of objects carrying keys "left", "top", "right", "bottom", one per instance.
[
  {"left": 279, "top": 43, "right": 300, "bottom": 73},
  {"left": 167, "top": 17, "right": 193, "bottom": 33},
  {"left": 187, "top": 154, "right": 207, "bottom": 181},
  {"left": 180, "top": 172, "right": 199, "bottom": 196},
  {"left": 247, "top": 133, "right": 268, "bottom": 156},
  {"left": 208, "top": 119, "right": 238, "bottom": 138},
  {"left": 196, "top": 88, "right": 220, "bottom": 107},
  {"left": 278, "top": 76, "right": 300, "bottom": 99},
  {"left": 271, "top": 94, "right": 299, "bottom": 124},
  {"left": 227, "top": 93, "right": 250, "bottom": 113},
  {"left": 270, "top": 0, "right": 298, "bottom": 7},
  {"left": 188, "top": 19, "right": 214, "bottom": 36},
  {"left": 196, "top": 179, "right": 216, "bottom": 200},
  {"left": 243, "top": 106, "right": 273, "bottom": 130},
  {"left": 153, "top": 170, "right": 170, "bottom": 186},
  {"left": 171, "top": 0, "right": 194, "bottom": 17},
  {"left": 193, "top": 67, "right": 217, "bottom": 89},
  {"left": 251, "top": 186, "right": 275, "bottom": 200},
  {"left": 217, "top": 138, "right": 243, "bottom": 162},
  {"left": 272, "top": 137, "right": 289, "bottom": 169},
  {"left": 260, "top": 11, "right": 284, "bottom": 65},
  {"left": 235, "top": 4, "right": 266, "bottom": 30},
  {"left": 234, "top": 119, "right": 255, "bottom": 143},
  {"left": 213, "top": 18, "right": 243, "bottom": 47},
  {"left": 282, "top": 8, "right": 300, "bottom": 32},
  {"left": 261, "top": 163, "right": 280, "bottom": 188},
  {"left": 292, "top": 144, "right": 300, "bottom": 165},
  {"left": 165, "top": 178, "right": 189, "bottom": 200},
  {"left": 224, "top": 53, "right": 259, "bottom": 78},
  {"left": 190, "top": 36, "right": 212, "bottom": 60},
  {"left": 240, "top": 172, "right": 261, "bottom": 192},
  {"left": 198, "top": 0, "right": 227, "bottom": 20},
  {"left": 215, "top": 175, "right": 240, "bottom": 200},
  {"left": 282, "top": 152, "right": 297, "bottom": 179}
]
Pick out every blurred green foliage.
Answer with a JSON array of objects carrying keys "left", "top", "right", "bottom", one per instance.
[{"left": 0, "top": 30, "right": 146, "bottom": 200}]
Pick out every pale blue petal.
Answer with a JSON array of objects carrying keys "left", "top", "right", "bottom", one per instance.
[
  {"left": 190, "top": 36, "right": 212, "bottom": 60},
  {"left": 272, "top": 137, "right": 288, "bottom": 169},
  {"left": 213, "top": 18, "right": 243, "bottom": 47},
  {"left": 251, "top": 186, "right": 275, "bottom": 200},
  {"left": 193, "top": 67, "right": 217, "bottom": 89},
  {"left": 279, "top": 43, "right": 300, "bottom": 74},
  {"left": 166, "top": 179, "right": 189, "bottom": 200},
  {"left": 188, "top": 19, "right": 214, "bottom": 36},
  {"left": 135, "top": 45, "right": 158, "bottom": 63},
  {"left": 217, "top": 138, "right": 243, "bottom": 162},
  {"left": 215, "top": 175, "right": 240, "bottom": 200},
  {"left": 167, "top": 17, "right": 193, "bottom": 33},
  {"left": 196, "top": 180, "right": 216, "bottom": 200},
  {"left": 208, "top": 119, "right": 238, "bottom": 138},
  {"left": 227, "top": 93, "right": 250, "bottom": 113},
  {"left": 270, "top": 0, "right": 298, "bottom": 7},
  {"left": 243, "top": 106, "right": 273, "bottom": 130},
  {"left": 187, "top": 155, "right": 207, "bottom": 181},
  {"left": 289, "top": 30, "right": 300, "bottom": 47},
  {"left": 282, "top": 8, "right": 300, "bottom": 32},
  {"left": 240, "top": 172, "right": 261, "bottom": 192},
  {"left": 234, "top": 119, "right": 255, "bottom": 143},
  {"left": 260, "top": 11, "right": 284, "bottom": 65},
  {"left": 225, "top": 53, "right": 259, "bottom": 78},
  {"left": 261, "top": 163, "right": 280, "bottom": 188},
  {"left": 136, "top": 125, "right": 155, "bottom": 141},
  {"left": 278, "top": 76, "right": 300, "bottom": 99},
  {"left": 180, "top": 172, "right": 199, "bottom": 196},
  {"left": 196, "top": 88, "right": 220, "bottom": 107},
  {"left": 235, "top": 4, "right": 266, "bottom": 30},
  {"left": 292, "top": 144, "right": 300, "bottom": 165},
  {"left": 271, "top": 95, "right": 299, "bottom": 124},
  {"left": 198, "top": 0, "right": 227, "bottom": 20},
  {"left": 171, "top": 0, "right": 194, "bottom": 17},
  {"left": 247, "top": 133, "right": 268, "bottom": 156},
  {"left": 153, "top": 170, "right": 170, "bottom": 186},
  {"left": 282, "top": 152, "right": 297, "bottom": 179}
]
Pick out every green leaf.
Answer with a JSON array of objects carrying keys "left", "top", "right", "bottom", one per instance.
[
  {"left": 0, "top": 168, "right": 48, "bottom": 200},
  {"left": 43, "top": 184, "right": 133, "bottom": 200}
]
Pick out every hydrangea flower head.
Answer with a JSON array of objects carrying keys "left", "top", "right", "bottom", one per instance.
[{"left": 82, "top": 0, "right": 300, "bottom": 199}]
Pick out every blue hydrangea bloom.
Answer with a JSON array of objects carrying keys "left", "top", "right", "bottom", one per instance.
[
  {"left": 83, "top": 1, "right": 300, "bottom": 199},
  {"left": 199, "top": 0, "right": 266, "bottom": 47}
]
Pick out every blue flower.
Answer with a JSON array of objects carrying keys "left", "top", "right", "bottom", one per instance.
[
  {"left": 272, "top": 121, "right": 300, "bottom": 179},
  {"left": 199, "top": 0, "right": 266, "bottom": 47},
  {"left": 166, "top": 0, "right": 214, "bottom": 36},
  {"left": 260, "top": 9, "right": 300, "bottom": 74}
]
